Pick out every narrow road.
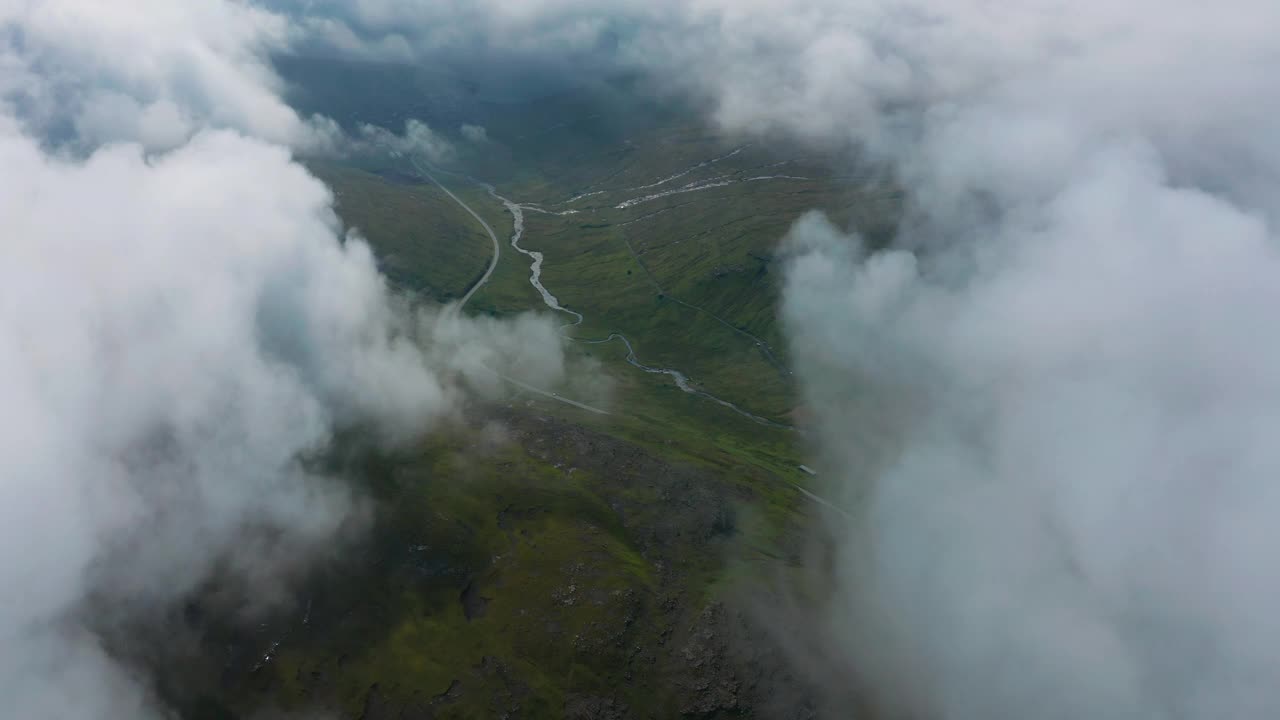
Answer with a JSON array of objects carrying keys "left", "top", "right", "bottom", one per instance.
[
  {"left": 795, "top": 484, "right": 850, "bottom": 518},
  {"left": 410, "top": 156, "right": 498, "bottom": 312},
  {"left": 494, "top": 371, "right": 610, "bottom": 415}
]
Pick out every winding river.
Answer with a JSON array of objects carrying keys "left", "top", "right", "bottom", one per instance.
[{"left": 411, "top": 154, "right": 793, "bottom": 430}]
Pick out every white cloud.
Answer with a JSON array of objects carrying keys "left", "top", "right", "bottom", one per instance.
[
  {"left": 0, "top": 3, "right": 566, "bottom": 718},
  {"left": 272, "top": 0, "right": 636, "bottom": 58},
  {"left": 763, "top": 2, "right": 1280, "bottom": 718},
  {"left": 357, "top": 119, "right": 454, "bottom": 163},
  {"left": 461, "top": 123, "right": 488, "bottom": 143},
  {"left": 0, "top": 0, "right": 336, "bottom": 150}
]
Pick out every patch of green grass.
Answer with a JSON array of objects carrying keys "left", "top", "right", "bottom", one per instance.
[{"left": 308, "top": 162, "right": 494, "bottom": 303}]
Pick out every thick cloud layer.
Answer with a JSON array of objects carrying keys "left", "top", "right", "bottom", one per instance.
[
  {"left": 0, "top": 0, "right": 345, "bottom": 150},
  {"left": 762, "top": 2, "right": 1280, "bottom": 719},
  {"left": 0, "top": 2, "right": 565, "bottom": 718},
  {"left": 784, "top": 198, "right": 1280, "bottom": 717},
  {"left": 4, "top": 123, "right": 362, "bottom": 715},
  {"left": 271, "top": 0, "right": 635, "bottom": 61},
  {"left": 356, "top": 119, "right": 454, "bottom": 163}
]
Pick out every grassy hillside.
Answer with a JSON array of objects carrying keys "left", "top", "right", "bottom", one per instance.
[
  {"left": 165, "top": 405, "right": 819, "bottom": 719},
  {"left": 307, "top": 162, "right": 494, "bottom": 303},
  {"left": 444, "top": 126, "right": 900, "bottom": 422}
]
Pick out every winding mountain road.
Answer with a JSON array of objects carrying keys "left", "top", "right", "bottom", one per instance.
[{"left": 410, "top": 157, "right": 499, "bottom": 312}]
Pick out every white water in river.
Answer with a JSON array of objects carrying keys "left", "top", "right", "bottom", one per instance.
[
  {"left": 621, "top": 147, "right": 745, "bottom": 192},
  {"left": 479, "top": 184, "right": 584, "bottom": 327},
  {"left": 615, "top": 174, "right": 812, "bottom": 210}
]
